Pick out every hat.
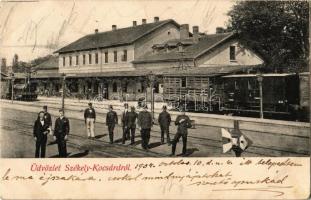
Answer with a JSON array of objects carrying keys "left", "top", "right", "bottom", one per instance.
[
  {"left": 88, "top": 102, "right": 92, "bottom": 106},
  {"left": 109, "top": 105, "right": 113, "bottom": 109},
  {"left": 124, "top": 103, "right": 129, "bottom": 107},
  {"left": 131, "top": 106, "right": 135, "bottom": 110},
  {"left": 43, "top": 105, "right": 47, "bottom": 109},
  {"left": 162, "top": 105, "right": 167, "bottom": 110}
]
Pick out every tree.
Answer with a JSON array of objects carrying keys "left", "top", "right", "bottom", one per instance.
[{"left": 227, "top": 1, "right": 309, "bottom": 72}]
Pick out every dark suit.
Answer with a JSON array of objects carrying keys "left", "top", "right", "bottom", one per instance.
[
  {"left": 43, "top": 112, "right": 52, "bottom": 127},
  {"left": 54, "top": 117, "right": 70, "bottom": 157},
  {"left": 106, "top": 111, "right": 118, "bottom": 143},
  {"left": 138, "top": 110, "right": 153, "bottom": 149},
  {"left": 121, "top": 110, "right": 130, "bottom": 140},
  {"left": 172, "top": 114, "right": 192, "bottom": 155},
  {"left": 158, "top": 111, "right": 171, "bottom": 144},
  {"left": 124, "top": 111, "right": 138, "bottom": 144},
  {"left": 33, "top": 119, "right": 50, "bottom": 158}
]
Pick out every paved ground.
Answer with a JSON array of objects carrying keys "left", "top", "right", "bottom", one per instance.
[
  {"left": 2, "top": 99, "right": 304, "bottom": 158},
  {"left": 1, "top": 101, "right": 258, "bottom": 158}
]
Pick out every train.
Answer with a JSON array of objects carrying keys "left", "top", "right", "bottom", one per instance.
[
  {"left": 6, "top": 81, "right": 38, "bottom": 101},
  {"left": 165, "top": 73, "right": 309, "bottom": 121}
]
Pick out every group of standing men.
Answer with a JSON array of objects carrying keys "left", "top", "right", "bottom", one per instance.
[
  {"left": 33, "top": 102, "right": 192, "bottom": 158},
  {"left": 33, "top": 106, "right": 70, "bottom": 158},
  {"left": 84, "top": 102, "right": 192, "bottom": 155}
]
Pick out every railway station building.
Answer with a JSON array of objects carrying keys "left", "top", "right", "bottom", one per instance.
[{"left": 48, "top": 17, "right": 264, "bottom": 101}]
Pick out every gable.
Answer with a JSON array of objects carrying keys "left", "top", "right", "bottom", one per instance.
[{"left": 196, "top": 39, "right": 264, "bottom": 67}]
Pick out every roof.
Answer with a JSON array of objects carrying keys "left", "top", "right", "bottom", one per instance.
[
  {"left": 55, "top": 19, "right": 179, "bottom": 53},
  {"left": 133, "top": 32, "right": 235, "bottom": 63},
  {"left": 63, "top": 65, "right": 261, "bottom": 78},
  {"left": 161, "top": 65, "right": 262, "bottom": 77},
  {"left": 222, "top": 73, "right": 296, "bottom": 78},
  {"left": 34, "top": 56, "right": 58, "bottom": 70}
]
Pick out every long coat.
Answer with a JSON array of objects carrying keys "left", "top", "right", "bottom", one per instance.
[
  {"left": 138, "top": 110, "right": 153, "bottom": 129},
  {"left": 33, "top": 119, "right": 50, "bottom": 141},
  {"left": 158, "top": 111, "right": 171, "bottom": 128},
  {"left": 54, "top": 117, "right": 70, "bottom": 138},
  {"left": 125, "top": 111, "right": 138, "bottom": 128},
  {"left": 106, "top": 111, "right": 118, "bottom": 126}
]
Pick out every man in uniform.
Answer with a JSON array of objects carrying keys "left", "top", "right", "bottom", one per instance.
[
  {"left": 137, "top": 105, "right": 153, "bottom": 150},
  {"left": 33, "top": 111, "right": 50, "bottom": 158},
  {"left": 171, "top": 108, "right": 192, "bottom": 156},
  {"left": 84, "top": 102, "right": 96, "bottom": 139},
  {"left": 42, "top": 105, "right": 52, "bottom": 133},
  {"left": 53, "top": 109, "right": 70, "bottom": 158},
  {"left": 158, "top": 105, "right": 171, "bottom": 145},
  {"left": 106, "top": 105, "right": 118, "bottom": 144},
  {"left": 121, "top": 103, "right": 129, "bottom": 141},
  {"left": 124, "top": 106, "right": 138, "bottom": 145}
]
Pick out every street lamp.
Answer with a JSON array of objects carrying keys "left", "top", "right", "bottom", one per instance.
[
  {"left": 148, "top": 71, "right": 156, "bottom": 119},
  {"left": 256, "top": 74, "right": 264, "bottom": 119},
  {"left": 10, "top": 73, "right": 15, "bottom": 104},
  {"left": 61, "top": 73, "right": 66, "bottom": 114}
]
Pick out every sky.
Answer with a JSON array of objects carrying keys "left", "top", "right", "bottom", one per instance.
[{"left": 0, "top": 0, "right": 235, "bottom": 65}]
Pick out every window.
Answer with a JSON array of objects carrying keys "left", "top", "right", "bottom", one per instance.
[
  {"left": 114, "top": 51, "right": 117, "bottom": 62},
  {"left": 181, "top": 77, "right": 186, "bottom": 87},
  {"left": 62, "top": 57, "right": 65, "bottom": 67},
  {"left": 112, "top": 82, "right": 118, "bottom": 92},
  {"left": 122, "top": 50, "right": 127, "bottom": 62},
  {"left": 83, "top": 55, "right": 86, "bottom": 65},
  {"left": 122, "top": 82, "right": 128, "bottom": 92},
  {"left": 69, "top": 56, "right": 72, "bottom": 66},
  {"left": 95, "top": 53, "right": 98, "bottom": 64},
  {"left": 76, "top": 55, "right": 79, "bottom": 65},
  {"left": 105, "top": 52, "right": 108, "bottom": 63},
  {"left": 230, "top": 46, "right": 236, "bottom": 61},
  {"left": 89, "top": 54, "right": 92, "bottom": 64}
]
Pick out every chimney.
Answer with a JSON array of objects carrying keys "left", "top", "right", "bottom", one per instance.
[
  {"left": 94, "top": 29, "right": 98, "bottom": 34},
  {"left": 142, "top": 19, "right": 147, "bottom": 25},
  {"left": 193, "top": 26, "right": 199, "bottom": 43},
  {"left": 112, "top": 25, "right": 117, "bottom": 31},
  {"left": 154, "top": 16, "right": 159, "bottom": 22},
  {"left": 180, "top": 24, "right": 189, "bottom": 40},
  {"left": 133, "top": 21, "right": 137, "bottom": 27},
  {"left": 216, "top": 27, "right": 225, "bottom": 34}
]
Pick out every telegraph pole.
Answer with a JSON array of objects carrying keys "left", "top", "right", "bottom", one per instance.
[
  {"left": 61, "top": 73, "right": 66, "bottom": 114},
  {"left": 10, "top": 73, "right": 15, "bottom": 104},
  {"left": 257, "top": 74, "right": 264, "bottom": 119}
]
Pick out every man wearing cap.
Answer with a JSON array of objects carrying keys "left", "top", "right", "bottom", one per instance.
[
  {"left": 84, "top": 102, "right": 96, "bottom": 139},
  {"left": 158, "top": 105, "right": 171, "bottom": 145},
  {"left": 53, "top": 109, "right": 70, "bottom": 157},
  {"left": 124, "top": 106, "right": 138, "bottom": 145},
  {"left": 137, "top": 105, "right": 153, "bottom": 150},
  {"left": 121, "top": 103, "right": 129, "bottom": 141},
  {"left": 171, "top": 108, "right": 192, "bottom": 156},
  {"left": 106, "top": 105, "right": 118, "bottom": 144}
]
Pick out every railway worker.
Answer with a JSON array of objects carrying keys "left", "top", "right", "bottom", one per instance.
[
  {"left": 33, "top": 111, "right": 50, "bottom": 158},
  {"left": 121, "top": 103, "right": 130, "bottom": 141},
  {"left": 42, "top": 105, "right": 52, "bottom": 133},
  {"left": 84, "top": 102, "right": 96, "bottom": 139},
  {"left": 170, "top": 108, "right": 192, "bottom": 156},
  {"left": 158, "top": 105, "right": 171, "bottom": 145},
  {"left": 106, "top": 105, "right": 118, "bottom": 144},
  {"left": 124, "top": 106, "right": 138, "bottom": 145},
  {"left": 53, "top": 109, "right": 70, "bottom": 158},
  {"left": 137, "top": 105, "right": 153, "bottom": 150}
]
